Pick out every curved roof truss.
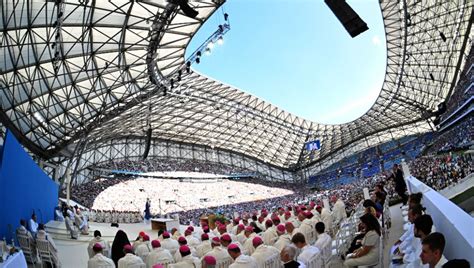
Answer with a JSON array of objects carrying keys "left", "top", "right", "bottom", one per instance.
[{"left": 0, "top": 0, "right": 472, "bottom": 169}]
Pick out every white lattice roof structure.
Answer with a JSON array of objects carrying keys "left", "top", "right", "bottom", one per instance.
[{"left": 0, "top": 0, "right": 472, "bottom": 177}]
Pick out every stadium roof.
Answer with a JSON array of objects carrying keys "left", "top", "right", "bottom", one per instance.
[{"left": 0, "top": 0, "right": 472, "bottom": 169}]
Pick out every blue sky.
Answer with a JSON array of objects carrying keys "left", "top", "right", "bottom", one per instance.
[{"left": 186, "top": 0, "right": 386, "bottom": 124}]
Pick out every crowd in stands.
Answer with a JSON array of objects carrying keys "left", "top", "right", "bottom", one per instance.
[
  {"left": 409, "top": 153, "right": 473, "bottom": 191},
  {"left": 426, "top": 115, "right": 473, "bottom": 154},
  {"left": 439, "top": 49, "right": 473, "bottom": 123},
  {"left": 94, "top": 158, "right": 254, "bottom": 176}
]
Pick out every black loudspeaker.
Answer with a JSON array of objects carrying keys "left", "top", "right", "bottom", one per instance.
[
  {"left": 111, "top": 223, "right": 119, "bottom": 228},
  {"left": 143, "top": 127, "right": 152, "bottom": 160},
  {"left": 325, "top": 0, "right": 369, "bottom": 38},
  {"left": 172, "top": 0, "right": 199, "bottom": 18}
]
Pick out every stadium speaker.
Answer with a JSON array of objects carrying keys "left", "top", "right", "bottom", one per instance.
[
  {"left": 171, "top": 0, "right": 199, "bottom": 18},
  {"left": 143, "top": 127, "right": 152, "bottom": 160},
  {"left": 324, "top": 0, "right": 369, "bottom": 38},
  {"left": 111, "top": 223, "right": 119, "bottom": 228}
]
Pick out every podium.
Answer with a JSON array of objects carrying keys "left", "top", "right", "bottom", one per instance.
[{"left": 151, "top": 218, "right": 179, "bottom": 231}]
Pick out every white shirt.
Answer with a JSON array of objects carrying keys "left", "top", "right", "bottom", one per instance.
[
  {"left": 88, "top": 253, "right": 115, "bottom": 268},
  {"left": 434, "top": 255, "right": 448, "bottom": 268},
  {"left": 145, "top": 248, "right": 174, "bottom": 268},
  {"left": 29, "top": 219, "right": 39, "bottom": 234},
  {"left": 117, "top": 253, "right": 145, "bottom": 268},
  {"left": 229, "top": 254, "right": 258, "bottom": 268},
  {"left": 399, "top": 224, "right": 414, "bottom": 252},
  {"left": 297, "top": 245, "right": 320, "bottom": 265}
]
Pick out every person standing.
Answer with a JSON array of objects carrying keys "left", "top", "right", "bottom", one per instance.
[
  {"left": 390, "top": 164, "right": 408, "bottom": 205},
  {"left": 144, "top": 198, "right": 152, "bottom": 225}
]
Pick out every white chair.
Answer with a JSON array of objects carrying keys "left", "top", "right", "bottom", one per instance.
[
  {"left": 17, "top": 233, "right": 37, "bottom": 264},
  {"left": 37, "top": 239, "right": 60, "bottom": 268},
  {"left": 263, "top": 254, "right": 280, "bottom": 268},
  {"left": 306, "top": 253, "right": 323, "bottom": 268},
  {"left": 156, "top": 259, "right": 174, "bottom": 268},
  {"left": 217, "top": 257, "right": 233, "bottom": 268}
]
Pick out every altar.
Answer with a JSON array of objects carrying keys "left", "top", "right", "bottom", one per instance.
[{"left": 151, "top": 218, "right": 180, "bottom": 231}]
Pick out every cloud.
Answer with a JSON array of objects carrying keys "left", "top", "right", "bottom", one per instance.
[
  {"left": 372, "top": 35, "right": 381, "bottom": 46},
  {"left": 317, "top": 84, "right": 381, "bottom": 124}
]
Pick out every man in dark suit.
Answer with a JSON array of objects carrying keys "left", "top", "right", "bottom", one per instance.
[
  {"left": 280, "top": 245, "right": 306, "bottom": 267},
  {"left": 390, "top": 164, "right": 408, "bottom": 205}
]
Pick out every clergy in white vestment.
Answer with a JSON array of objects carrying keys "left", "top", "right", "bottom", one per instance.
[
  {"left": 285, "top": 222, "right": 299, "bottom": 239},
  {"left": 242, "top": 226, "right": 258, "bottom": 255},
  {"left": 314, "top": 222, "right": 332, "bottom": 263},
  {"left": 184, "top": 229, "right": 201, "bottom": 249},
  {"left": 88, "top": 243, "right": 115, "bottom": 268},
  {"left": 202, "top": 255, "right": 217, "bottom": 268},
  {"left": 235, "top": 224, "right": 247, "bottom": 245},
  {"left": 227, "top": 243, "right": 258, "bottom": 268},
  {"left": 37, "top": 225, "right": 61, "bottom": 267},
  {"left": 291, "top": 233, "right": 321, "bottom": 266},
  {"left": 145, "top": 240, "right": 174, "bottom": 268},
  {"left": 88, "top": 230, "right": 111, "bottom": 258},
  {"left": 118, "top": 245, "right": 145, "bottom": 268},
  {"left": 262, "top": 220, "right": 278, "bottom": 246},
  {"left": 29, "top": 213, "right": 39, "bottom": 237},
  {"left": 135, "top": 235, "right": 152, "bottom": 262},
  {"left": 173, "top": 237, "right": 197, "bottom": 262},
  {"left": 203, "top": 237, "right": 231, "bottom": 263},
  {"left": 169, "top": 245, "right": 201, "bottom": 268},
  {"left": 297, "top": 212, "right": 314, "bottom": 243},
  {"left": 273, "top": 224, "right": 291, "bottom": 252},
  {"left": 161, "top": 232, "right": 179, "bottom": 255},
  {"left": 196, "top": 233, "right": 212, "bottom": 258},
  {"left": 16, "top": 219, "right": 37, "bottom": 260},
  {"left": 331, "top": 196, "right": 347, "bottom": 225},
  {"left": 251, "top": 236, "right": 280, "bottom": 268},
  {"left": 320, "top": 208, "right": 333, "bottom": 235}
]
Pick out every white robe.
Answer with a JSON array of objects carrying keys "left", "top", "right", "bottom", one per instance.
[
  {"left": 161, "top": 238, "right": 180, "bottom": 255},
  {"left": 273, "top": 234, "right": 291, "bottom": 252},
  {"left": 251, "top": 244, "right": 280, "bottom": 268},
  {"left": 195, "top": 240, "right": 212, "bottom": 258},
  {"left": 297, "top": 245, "right": 320, "bottom": 266},
  {"left": 29, "top": 219, "right": 39, "bottom": 235},
  {"left": 314, "top": 233, "right": 332, "bottom": 262},
  {"left": 88, "top": 237, "right": 111, "bottom": 258},
  {"left": 229, "top": 254, "right": 258, "bottom": 268},
  {"left": 203, "top": 246, "right": 231, "bottom": 263},
  {"left": 262, "top": 227, "right": 278, "bottom": 246},
  {"left": 243, "top": 233, "right": 257, "bottom": 255},
  {"left": 320, "top": 208, "right": 333, "bottom": 232},
  {"left": 145, "top": 248, "right": 174, "bottom": 268},
  {"left": 88, "top": 253, "right": 115, "bottom": 268},
  {"left": 135, "top": 242, "right": 152, "bottom": 262},
  {"left": 169, "top": 254, "right": 201, "bottom": 268},
  {"left": 117, "top": 253, "right": 145, "bottom": 268},
  {"left": 185, "top": 235, "right": 201, "bottom": 249},
  {"left": 332, "top": 199, "right": 347, "bottom": 224}
]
